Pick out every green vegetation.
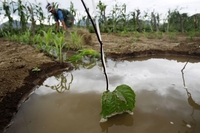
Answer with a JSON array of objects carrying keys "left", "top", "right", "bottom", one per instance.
[
  {"left": 1, "top": 0, "right": 199, "bottom": 35},
  {"left": 1, "top": 0, "right": 199, "bottom": 45},
  {"left": 167, "top": 32, "right": 178, "bottom": 40},
  {"left": 67, "top": 49, "right": 100, "bottom": 62},
  {"left": 2, "top": 0, "right": 199, "bottom": 122},
  {"left": 100, "top": 84, "right": 136, "bottom": 122},
  {"left": 54, "top": 31, "right": 67, "bottom": 64},
  {"left": 32, "top": 67, "right": 41, "bottom": 72},
  {"left": 70, "top": 30, "right": 83, "bottom": 49},
  {"left": 42, "top": 28, "right": 54, "bottom": 54},
  {"left": 1, "top": 0, "right": 198, "bottom": 80}
]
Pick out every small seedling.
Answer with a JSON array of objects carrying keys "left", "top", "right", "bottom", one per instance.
[{"left": 32, "top": 67, "right": 41, "bottom": 72}]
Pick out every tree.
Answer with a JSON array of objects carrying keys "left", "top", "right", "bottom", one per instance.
[
  {"left": 167, "top": 9, "right": 189, "bottom": 33},
  {"left": 191, "top": 13, "right": 200, "bottom": 30},
  {"left": 97, "top": 0, "right": 107, "bottom": 30},
  {"left": 167, "top": 9, "right": 180, "bottom": 32},
  {"left": 69, "top": 1, "right": 77, "bottom": 18},
  {"left": 27, "top": 5, "right": 35, "bottom": 35},
  {"left": 179, "top": 13, "right": 188, "bottom": 33},
  {"left": 2, "top": 0, "right": 13, "bottom": 31},
  {"left": 86, "top": 8, "right": 90, "bottom": 28},
  {"left": 151, "top": 11, "right": 159, "bottom": 32},
  {"left": 14, "top": 0, "right": 28, "bottom": 32},
  {"left": 128, "top": 11, "right": 137, "bottom": 31},
  {"left": 136, "top": 9, "right": 142, "bottom": 32}
]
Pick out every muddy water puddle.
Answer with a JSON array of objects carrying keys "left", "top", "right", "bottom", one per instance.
[{"left": 5, "top": 56, "right": 200, "bottom": 133}]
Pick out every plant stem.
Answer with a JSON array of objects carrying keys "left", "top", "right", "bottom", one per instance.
[{"left": 81, "top": 0, "right": 109, "bottom": 91}]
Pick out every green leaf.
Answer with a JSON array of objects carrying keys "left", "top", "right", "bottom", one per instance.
[
  {"left": 100, "top": 84, "right": 136, "bottom": 122},
  {"left": 32, "top": 67, "right": 41, "bottom": 72}
]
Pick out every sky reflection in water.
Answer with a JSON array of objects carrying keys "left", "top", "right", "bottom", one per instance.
[{"left": 5, "top": 56, "right": 200, "bottom": 133}]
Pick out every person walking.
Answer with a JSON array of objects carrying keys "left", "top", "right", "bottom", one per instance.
[{"left": 46, "top": 3, "right": 74, "bottom": 32}]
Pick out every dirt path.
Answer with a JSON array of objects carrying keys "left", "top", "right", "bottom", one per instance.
[
  {"left": 0, "top": 33, "right": 200, "bottom": 132},
  {"left": 90, "top": 33, "right": 200, "bottom": 58}
]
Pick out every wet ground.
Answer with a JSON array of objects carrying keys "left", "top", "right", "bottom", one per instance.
[{"left": 4, "top": 56, "right": 200, "bottom": 133}]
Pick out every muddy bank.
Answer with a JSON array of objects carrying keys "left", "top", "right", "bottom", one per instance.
[{"left": 0, "top": 38, "right": 73, "bottom": 132}]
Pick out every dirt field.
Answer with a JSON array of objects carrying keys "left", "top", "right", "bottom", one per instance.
[{"left": 0, "top": 32, "right": 200, "bottom": 132}]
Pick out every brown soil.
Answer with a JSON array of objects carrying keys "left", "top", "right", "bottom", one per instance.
[{"left": 0, "top": 32, "right": 200, "bottom": 132}]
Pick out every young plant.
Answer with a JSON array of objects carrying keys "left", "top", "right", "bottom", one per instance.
[
  {"left": 133, "top": 31, "right": 140, "bottom": 38},
  {"left": 168, "top": 32, "right": 177, "bottom": 40},
  {"left": 187, "top": 31, "right": 196, "bottom": 40},
  {"left": 20, "top": 31, "right": 31, "bottom": 44},
  {"left": 3, "top": 31, "right": 12, "bottom": 41},
  {"left": 70, "top": 30, "right": 83, "bottom": 49},
  {"left": 81, "top": 0, "right": 136, "bottom": 123},
  {"left": 33, "top": 34, "right": 43, "bottom": 51},
  {"left": 144, "top": 31, "right": 155, "bottom": 39},
  {"left": 11, "top": 34, "right": 19, "bottom": 42},
  {"left": 154, "top": 31, "right": 163, "bottom": 39},
  {"left": 130, "top": 37, "right": 139, "bottom": 43},
  {"left": 67, "top": 49, "right": 100, "bottom": 63},
  {"left": 32, "top": 67, "right": 41, "bottom": 72},
  {"left": 119, "top": 30, "right": 130, "bottom": 37},
  {"left": 54, "top": 32, "right": 66, "bottom": 64},
  {"left": 42, "top": 29, "right": 54, "bottom": 54}
]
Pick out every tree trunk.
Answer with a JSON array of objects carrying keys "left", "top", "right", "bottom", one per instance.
[
  {"left": 179, "top": 14, "right": 184, "bottom": 33},
  {"left": 86, "top": 8, "right": 90, "bottom": 29},
  {"left": 194, "top": 14, "right": 198, "bottom": 30},
  {"left": 27, "top": 6, "right": 35, "bottom": 35},
  {"left": 151, "top": 12, "right": 159, "bottom": 32},
  {"left": 103, "top": 10, "right": 108, "bottom": 30},
  {"left": 136, "top": 9, "right": 142, "bottom": 32}
]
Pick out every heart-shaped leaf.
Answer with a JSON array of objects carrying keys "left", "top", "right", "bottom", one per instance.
[{"left": 100, "top": 84, "right": 136, "bottom": 122}]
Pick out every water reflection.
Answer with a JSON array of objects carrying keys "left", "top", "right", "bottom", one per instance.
[
  {"left": 125, "top": 55, "right": 200, "bottom": 63},
  {"left": 44, "top": 72, "right": 73, "bottom": 93},
  {"left": 100, "top": 114, "right": 133, "bottom": 133},
  {"left": 4, "top": 56, "right": 200, "bottom": 133},
  {"left": 181, "top": 66, "right": 200, "bottom": 133},
  {"left": 72, "top": 56, "right": 101, "bottom": 70}
]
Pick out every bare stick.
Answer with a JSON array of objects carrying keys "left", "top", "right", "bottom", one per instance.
[
  {"left": 181, "top": 45, "right": 200, "bottom": 72},
  {"left": 81, "top": 0, "right": 109, "bottom": 91}
]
